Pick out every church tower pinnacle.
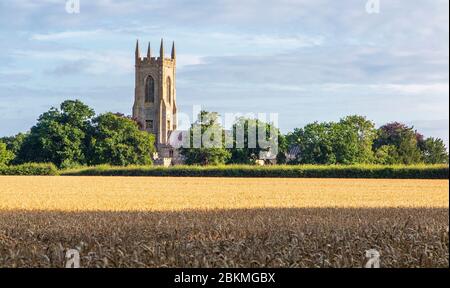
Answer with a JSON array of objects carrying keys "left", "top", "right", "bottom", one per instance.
[
  {"left": 135, "top": 40, "right": 140, "bottom": 63},
  {"left": 159, "top": 38, "right": 164, "bottom": 59},
  {"left": 171, "top": 41, "right": 176, "bottom": 60}
]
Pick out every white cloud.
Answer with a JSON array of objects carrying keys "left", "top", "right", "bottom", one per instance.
[
  {"left": 203, "top": 32, "right": 324, "bottom": 52},
  {"left": 382, "top": 84, "right": 450, "bottom": 95},
  {"left": 30, "top": 25, "right": 161, "bottom": 41},
  {"left": 318, "top": 83, "right": 450, "bottom": 95},
  {"left": 14, "top": 49, "right": 133, "bottom": 75},
  {"left": 31, "top": 30, "right": 103, "bottom": 41},
  {"left": 176, "top": 54, "right": 204, "bottom": 68}
]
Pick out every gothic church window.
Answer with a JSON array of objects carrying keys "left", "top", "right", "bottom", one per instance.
[
  {"left": 167, "top": 76, "right": 172, "bottom": 104},
  {"left": 145, "top": 76, "right": 155, "bottom": 103}
]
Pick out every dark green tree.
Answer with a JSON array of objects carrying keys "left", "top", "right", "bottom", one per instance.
[
  {"left": 88, "top": 112, "right": 156, "bottom": 166},
  {"left": 373, "top": 122, "right": 423, "bottom": 164},
  {"left": 17, "top": 100, "right": 95, "bottom": 168}
]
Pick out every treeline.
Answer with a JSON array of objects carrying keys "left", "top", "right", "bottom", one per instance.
[
  {"left": 285, "top": 116, "right": 449, "bottom": 165},
  {"left": 0, "top": 100, "right": 449, "bottom": 168},
  {"left": 0, "top": 100, "right": 155, "bottom": 168},
  {"left": 179, "top": 112, "right": 448, "bottom": 166}
]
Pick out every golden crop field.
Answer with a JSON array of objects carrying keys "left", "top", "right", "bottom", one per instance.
[
  {"left": 0, "top": 176, "right": 448, "bottom": 211},
  {"left": 0, "top": 176, "right": 449, "bottom": 268}
]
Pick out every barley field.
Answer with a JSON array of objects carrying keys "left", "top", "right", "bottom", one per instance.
[{"left": 0, "top": 176, "right": 448, "bottom": 268}]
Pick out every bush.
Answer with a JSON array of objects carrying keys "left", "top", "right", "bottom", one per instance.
[
  {"left": 61, "top": 164, "right": 449, "bottom": 179},
  {"left": 0, "top": 163, "right": 58, "bottom": 176}
]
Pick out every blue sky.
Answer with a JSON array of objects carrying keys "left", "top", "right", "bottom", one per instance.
[{"left": 0, "top": 0, "right": 448, "bottom": 145}]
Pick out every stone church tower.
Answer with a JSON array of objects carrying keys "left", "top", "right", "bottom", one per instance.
[{"left": 133, "top": 39, "right": 178, "bottom": 162}]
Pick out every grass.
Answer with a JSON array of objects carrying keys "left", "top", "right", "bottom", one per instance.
[{"left": 0, "top": 176, "right": 448, "bottom": 267}]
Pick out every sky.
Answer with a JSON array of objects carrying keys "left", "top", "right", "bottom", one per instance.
[{"left": 0, "top": 0, "right": 448, "bottom": 146}]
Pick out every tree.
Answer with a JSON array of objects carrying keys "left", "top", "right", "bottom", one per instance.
[
  {"left": 111, "top": 113, "right": 145, "bottom": 130},
  {"left": 88, "top": 113, "right": 156, "bottom": 166},
  {"left": 0, "top": 133, "right": 27, "bottom": 155},
  {"left": 180, "top": 111, "right": 231, "bottom": 165},
  {"left": 17, "top": 100, "right": 95, "bottom": 168},
  {"left": 373, "top": 122, "right": 423, "bottom": 164},
  {"left": 228, "top": 117, "right": 287, "bottom": 164},
  {"left": 421, "top": 137, "right": 449, "bottom": 164},
  {"left": 288, "top": 122, "right": 335, "bottom": 164},
  {"left": 373, "top": 145, "right": 399, "bottom": 165},
  {"left": 329, "top": 122, "right": 361, "bottom": 164},
  {"left": 0, "top": 142, "right": 14, "bottom": 165},
  {"left": 339, "top": 115, "right": 376, "bottom": 163},
  {"left": 0, "top": 133, "right": 27, "bottom": 164},
  {"left": 287, "top": 116, "right": 378, "bottom": 165}
]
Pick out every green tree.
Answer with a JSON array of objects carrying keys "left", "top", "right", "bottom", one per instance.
[
  {"left": 0, "top": 133, "right": 27, "bottom": 164},
  {"left": 329, "top": 122, "right": 361, "bottom": 164},
  {"left": 180, "top": 111, "right": 231, "bottom": 165},
  {"left": 287, "top": 116, "right": 376, "bottom": 165},
  {"left": 374, "top": 122, "right": 423, "bottom": 164},
  {"left": 16, "top": 100, "right": 95, "bottom": 168},
  {"left": 0, "top": 142, "right": 14, "bottom": 165},
  {"left": 88, "top": 113, "right": 156, "bottom": 166},
  {"left": 288, "top": 121, "right": 358, "bottom": 164},
  {"left": 339, "top": 115, "right": 376, "bottom": 163},
  {"left": 288, "top": 122, "right": 335, "bottom": 164},
  {"left": 229, "top": 117, "right": 287, "bottom": 164},
  {"left": 421, "top": 137, "right": 449, "bottom": 164},
  {"left": 373, "top": 144, "right": 399, "bottom": 165},
  {"left": 0, "top": 133, "right": 27, "bottom": 155}
]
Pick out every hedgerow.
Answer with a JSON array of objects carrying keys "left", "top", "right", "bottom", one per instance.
[
  {"left": 0, "top": 163, "right": 58, "bottom": 176},
  {"left": 61, "top": 164, "right": 449, "bottom": 179}
]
